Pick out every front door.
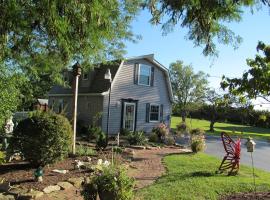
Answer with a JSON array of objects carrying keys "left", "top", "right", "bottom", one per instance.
[{"left": 123, "top": 102, "right": 136, "bottom": 131}]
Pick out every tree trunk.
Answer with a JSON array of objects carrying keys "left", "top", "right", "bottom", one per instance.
[{"left": 209, "top": 121, "right": 215, "bottom": 132}]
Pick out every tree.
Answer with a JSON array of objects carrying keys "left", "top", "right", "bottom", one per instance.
[
  {"left": 206, "top": 90, "right": 232, "bottom": 132},
  {"left": 221, "top": 41, "right": 270, "bottom": 103},
  {"left": 0, "top": 0, "right": 140, "bottom": 77},
  {"left": 144, "top": 0, "right": 270, "bottom": 56},
  {"left": 169, "top": 60, "right": 209, "bottom": 122},
  {"left": 0, "top": 69, "right": 20, "bottom": 131}
]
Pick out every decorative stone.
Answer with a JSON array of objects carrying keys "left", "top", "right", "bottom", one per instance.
[
  {"left": 43, "top": 185, "right": 61, "bottom": 194},
  {"left": 68, "top": 177, "right": 84, "bottom": 188},
  {"left": 8, "top": 188, "right": 28, "bottom": 196},
  {"left": 0, "top": 182, "right": 11, "bottom": 192},
  {"left": 57, "top": 182, "right": 74, "bottom": 190},
  {"left": 19, "top": 190, "right": 44, "bottom": 199},
  {"left": 52, "top": 169, "right": 69, "bottom": 174},
  {"left": 0, "top": 193, "right": 15, "bottom": 200},
  {"left": 130, "top": 145, "right": 146, "bottom": 150}
]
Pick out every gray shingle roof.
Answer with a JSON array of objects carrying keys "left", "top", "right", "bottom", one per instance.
[{"left": 49, "top": 60, "right": 121, "bottom": 95}]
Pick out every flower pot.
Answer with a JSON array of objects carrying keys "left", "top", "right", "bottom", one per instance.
[{"left": 98, "top": 190, "right": 116, "bottom": 200}]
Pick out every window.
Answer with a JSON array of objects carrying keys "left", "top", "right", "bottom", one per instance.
[
  {"left": 82, "top": 72, "right": 88, "bottom": 80},
  {"left": 138, "top": 64, "right": 151, "bottom": 86},
  {"left": 149, "top": 104, "right": 159, "bottom": 122}
]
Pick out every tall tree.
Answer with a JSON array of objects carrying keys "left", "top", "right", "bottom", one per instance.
[
  {"left": 169, "top": 60, "right": 209, "bottom": 122},
  {"left": 144, "top": 0, "right": 270, "bottom": 56},
  {"left": 221, "top": 41, "right": 270, "bottom": 103}
]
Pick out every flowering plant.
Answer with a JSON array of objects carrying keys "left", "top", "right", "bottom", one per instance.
[{"left": 152, "top": 123, "right": 169, "bottom": 142}]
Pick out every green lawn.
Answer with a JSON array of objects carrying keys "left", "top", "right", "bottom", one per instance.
[
  {"left": 171, "top": 116, "right": 270, "bottom": 140},
  {"left": 137, "top": 153, "right": 270, "bottom": 200}
]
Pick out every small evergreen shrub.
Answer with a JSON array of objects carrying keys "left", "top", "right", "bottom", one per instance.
[
  {"left": 0, "top": 151, "right": 5, "bottom": 164},
  {"left": 120, "top": 128, "right": 130, "bottom": 136},
  {"left": 176, "top": 122, "right": 190, "bottom": 135},
  {"left": 12, "top": 111, "right": 72, "bottom": 166},
  {"left": 76, "top": 145, "right": 96, "bottom": 156},
  {"left": 164, "top": 136, "right": 175, "bottom": 146},
  {"left": 127, "top": 131, "right": 147, "bottom": 145},
  {"left": 148, "top": 132, "right": 159, "bottom": 143},
  {"left": 95, "top": 129, "right": 107, "bottom": 150},
  {"left": 190, "top": 128, "right": 205, "bottom": 136},
  {"left": 191, "top": 139, "right": 205, "bottom": 153}
]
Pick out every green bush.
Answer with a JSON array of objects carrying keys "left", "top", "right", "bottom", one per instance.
[
  {"left": 76, "top": 145, "right": 96, "bottom": 156},
  {"left": 127, "top": 131, "right": 147, "bottom": 145},
  {"left": 88, "top": 126, "right": 101, "bottom": 141},
  {"left": 164, "top": 136, "right": 175, "bottom": 146},
  {"left": 94, "top": 128, "right": 107, "bottom": 150},
  {"left": 190, "top": 128, "right": 205, "bottom": 136},
  {"left": 176, "top": 122, "right": 190, "bottom": 135},
  {"left": 191, "top": 138, "right": 205, "bottom": 153},
  {"left": 152, "top": 123, "right": 168, "bottom": 141},
  {"left": 0, "top": 151, "right": 5, "bottom": 164},
  {"left": 120, "top": 128, "right": 131, "bottom": 136},
  {"left": 148, "top": 132, "right": 160, "bottom": 143},
  {"left": 83, "top": 167, "right": 134, "bottom": 200},
  {"left": 12, "top": 111, "right": 72, "bottom": 166}
]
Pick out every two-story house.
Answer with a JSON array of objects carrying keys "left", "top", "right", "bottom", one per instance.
[{"left": 48, "top": 54, "right": 173, "bottom": 134}]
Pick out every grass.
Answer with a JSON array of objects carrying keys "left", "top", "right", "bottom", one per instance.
[
  {"left": 171, "top": 116, "right": 270, "bottom": 140},
  {"left": 137, "top": 153, "right": 270, "bottom": 200}
]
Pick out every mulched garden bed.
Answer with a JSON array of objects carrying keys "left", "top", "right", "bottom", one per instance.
[
  {"left": 0, "top": 150, "right": 123, "bottom": 191},
  {"left": 220, "top": 192, "right": 270, "bottom": 200}
]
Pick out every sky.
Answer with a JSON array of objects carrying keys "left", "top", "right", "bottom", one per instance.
[{"left": 124, "top": 6, "right": 270, "bottom": 110}]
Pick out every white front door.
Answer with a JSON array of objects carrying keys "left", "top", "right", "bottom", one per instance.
[{"left": 123, "top": 102, "right": 136, "bottom": 131}]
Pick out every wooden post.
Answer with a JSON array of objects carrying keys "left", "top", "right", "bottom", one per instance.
[{"left": 72, "top": 62, "right": 81, "bottom": 155}]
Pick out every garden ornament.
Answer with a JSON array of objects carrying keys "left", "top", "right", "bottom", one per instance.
[
  {"left": 246, "top": 137, "right": 256, "bottom": 152},
  {"left": 217, "top": 132, "right": 241, "bottom": 175},
  {"left": 4, "top": 116, "right": 14, "bottom": 134},
  {"left": 34, "top": 167, "right": 44, "bottom": 182}
]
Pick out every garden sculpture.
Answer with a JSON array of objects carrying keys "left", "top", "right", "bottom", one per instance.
[{"left": 217, "top": 132, "right": 241, "bottom": 175}]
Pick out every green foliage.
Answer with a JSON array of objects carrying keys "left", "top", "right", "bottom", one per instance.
[
  {"left": 221, "top": 41, "right": 270, "bottom": 102},
  {"left": 152, "top": 123, "right": 169, "bottom": 142},
  {"left": 191, "top": 139, "right": 205, "bottom": 153},
  {"left": 84, "top": 167, "right": 134, "bottom": 200},
  {"left": 94, "top": 128, "right": 107, "bottom": 150},
  {"left": 175, "top": 122, "right": 190, "bottom": 135},
  {"left": 164, "top": 136, "right": 175, "bottom": 146},
  {"left": 190, "top": 128, "right": 205, "bottom": 136},
  {"left": 148, "top": 132, "right": 160, "bottom": 143},
  {"left": 127, "top": 131, "right": 147, "bottom": 145},
  {"left": 169, "top": 60, "right": 208, "bottom": 122},
  {"left": 76, "top": 145, "right": 96, "bottom": 157},
  {"left": 0, "top": 69, "right": 20, "bottom": 130},
  {"left": 12, "top": 111, "right": 72, "bottom": 166},
  {"left": 0, "top": 151, "right": 6, "bottom": 164},
  {"left": 120, "top": 128, "right": 131, "bottom": 136},
  {"left": 113, "top": 146, "right": 124, "bottom": 154},
  {"left": 144, "top": 0, "right": 269, "bottom": 56}
]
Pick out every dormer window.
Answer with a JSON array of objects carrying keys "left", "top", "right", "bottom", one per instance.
[
  {"left": 82, "top": 72, "right": 88, "bottom": 80},
  {"left": 138, "top": 64, "right": 151, "bottom": 86}
]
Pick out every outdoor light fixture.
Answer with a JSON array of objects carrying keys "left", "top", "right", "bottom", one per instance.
[{"left": 104, "top": 68, "right": 112, "bottom": 82}]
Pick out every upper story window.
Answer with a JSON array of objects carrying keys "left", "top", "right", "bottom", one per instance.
[
  {"left": 138, "top": 64, "right": 151, "bottom": 86},
  {"left": 82, "top": 72, "right": 88, "bottom": 80}
]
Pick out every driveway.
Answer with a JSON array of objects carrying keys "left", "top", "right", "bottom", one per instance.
[{"left": 205, "top": 135, "right": 270, "bottom": 172}]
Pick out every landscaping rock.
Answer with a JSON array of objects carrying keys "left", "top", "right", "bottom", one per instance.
[
  {"left": 130, "top": 145, "right": 146, "bottom": 150},
  {"left": 68, "top": 177, "right": 84, "bottom": 188},
  {"left": 19, "top": 190, "right": 44, "bottom": 199},
  {"left": 0, "top": 182, "right": 11, "bottom": 192},
  {"left": 0, "top": 193, "right": 15, "bottom": 200},
  {"left": 43, "top": 185, "right": 61, "bottom": 194},
  {"left": 57, "top": 181, "right": 74, "bottom": 190},
  {"left": 8, "top": 188, "right": 28, "bottom": 196}
]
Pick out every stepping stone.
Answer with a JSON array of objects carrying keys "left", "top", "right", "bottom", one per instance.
[
  {"left": 68, "top": 177, "right": 84, "bottom": 188},
  {"left": 43, "top": 185, "right": 61, "bottom": 194},
  {"left": 0, "top": 193, "right": 15, "bottom": 200},
  {"left": 57, "top": 182, "right": 74, "bottom": 190},
  {"left": 19, "top": 190, "right": 44, "bottom": 199}
]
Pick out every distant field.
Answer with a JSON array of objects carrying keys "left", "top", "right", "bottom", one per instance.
[{"left": 171, "top": 116, "right": 270, "bottom": 140}]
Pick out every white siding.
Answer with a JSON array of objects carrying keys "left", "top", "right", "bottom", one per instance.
[{"left": 102, "top": 59, "right": 172, "bottom": 134}]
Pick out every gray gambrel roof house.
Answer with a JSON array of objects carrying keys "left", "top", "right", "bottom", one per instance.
[{"left": 48, "top": 54, "right": 173, "bottom": 134}]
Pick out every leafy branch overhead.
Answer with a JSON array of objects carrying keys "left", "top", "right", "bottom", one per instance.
[
  {"left": 144, "top": 0, "right": 270, "bottom": 56},
  {"left": 221, "top": 41, "right": 270, "bottom": 102}
]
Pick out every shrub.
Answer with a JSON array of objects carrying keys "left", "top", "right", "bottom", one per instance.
[
  {"left": 88, "top": 126, "right": 101, "bottom": 141},
  {"left": 152, "top": 123, "right": 169, "bottom": 142},
  {"left": 190, "top": 128, "right": 205, "bottom": 136},
  {"left": 176, "top": 122, "right": 190, "bottom": 135},
  {"left": 83, "top": 166, "right": 134, "bottom": 200},
  {"left": 12, "top": 111, "right": 72, "bottom": 166},
  {"left": 191, "top": 139, "right": 205, "bottom": 153},
  {"left": 0, "top": 151, "right": 5, "bottom": 164},
  {"left": 95, "top": 129, "right": 107, "bottom": 150},
  {"left": 127, "top": 131, "right": 147, "bottom": 145},
  {"left": 120, "top": 128, "right": 130, "bottom": 136},
  {"left": 76, "top": 145, "right": 96, "bottom": 156},
  {"left": 148, "top": 132, "right": 160, "bottom": 143},
  {"left": 164, "top": 136, "right": 175, "bottom": 146}
]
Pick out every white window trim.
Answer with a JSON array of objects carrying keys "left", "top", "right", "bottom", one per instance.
[
  {"left": 149, "top": 103, "right": 160, "bottom": 122},
  {"left": 82, "top": 72, "right": 88, "bottom": 80},
  {"left": 123, "top": 102, "right": 136, "bottom": 131},
  {"left": 138, "top": 64, "right": 151, "bottom": 86}
]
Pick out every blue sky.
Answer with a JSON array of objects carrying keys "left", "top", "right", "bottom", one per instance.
[{"left": 124, "top": 6, "right": 270, "bottom": 91}]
